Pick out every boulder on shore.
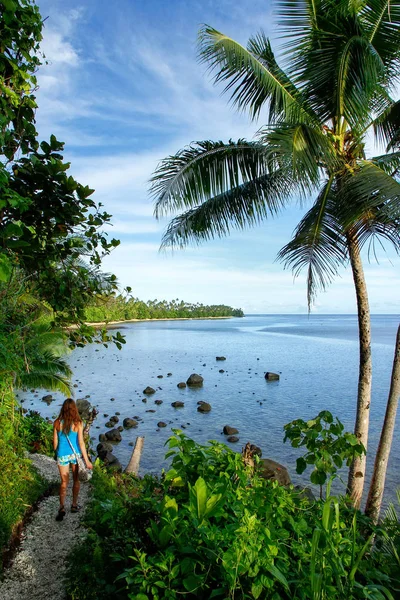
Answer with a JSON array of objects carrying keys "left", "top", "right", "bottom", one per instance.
[
  {"left": 186, "top": 373, "right": 203, "bottom": 386},
  {"left": 105, "top": 428, "right": 122, "bottom": 442},
  {"left": 102, "top": 451, "right": 122, "bottom": 472},
  {"left": 143, "top": 386, "right": 156, "bottom": 395},
  {"left": 223, "top": 425, "right": 239, "bottom": 435},
  {"left": 97, "top": 442, "right": 113, "bottom": 459},
  {"left": 171, "top": 401, "right": 184, "bottom": 408},
  {"left": 197, "top": 402, "right": 212, "bottom": 413},
  {"left": 123, "top": 418, "right": 138, "bottom": 428},
  {"left": 258, "top": 458, "right": 291, "bottom": 486},
  {"left": 264, "top": 372, "right": 280, "bottom": 381}
]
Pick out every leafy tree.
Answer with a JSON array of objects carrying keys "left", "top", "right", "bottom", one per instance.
[
  {"left": 151, "top": 0, "right": 400, "bottom": 506},
  {"left": 0, "top": 0, "right": 120, "bottom": 336}
]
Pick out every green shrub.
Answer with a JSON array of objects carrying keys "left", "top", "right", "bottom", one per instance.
[
  {"left": 19, "top": 410, "right": 54, "bottom": 456},
  {"left": 66, "top": 433, "right": 397, "bottom": 599}
]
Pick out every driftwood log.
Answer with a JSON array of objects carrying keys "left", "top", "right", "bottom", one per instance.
[{"left": 125, "top": 436, "right": 145, "bottom": 475}]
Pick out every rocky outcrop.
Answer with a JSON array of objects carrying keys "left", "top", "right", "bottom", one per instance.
[
  {"left": 258, "top": 458, "right": 291, "bottom": 485},
  {"left": 223, "top": 425, "right": 239, "bottom": 435},
  {"left": 186, "top": 374, "right": 203, "bottom": 386}
]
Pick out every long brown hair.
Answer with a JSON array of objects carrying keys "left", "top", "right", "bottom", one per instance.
[{"left": 58, "top": 398, "right": 82, "bottom": 434}]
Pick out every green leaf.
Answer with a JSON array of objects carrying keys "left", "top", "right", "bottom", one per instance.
[
  {"left": 189, "top": 477, "right": 208, "bottom": 521},
  {"left": 0, "top": 253, "right": 13, "bottom": 282},
  {"left": 296, "top": 456, "right": 307, "bottom": 474},
  {"left": 310, "top": 469, "right": 327, "bottom": 485}
]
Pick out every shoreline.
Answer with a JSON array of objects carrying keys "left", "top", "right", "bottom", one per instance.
[{"left": 66, "top": 315, "right": 235, "bottom": 330}]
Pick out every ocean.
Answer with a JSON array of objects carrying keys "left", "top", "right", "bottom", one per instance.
[{"left": 20, "top": 314, "right": 400, "bottom": 503}]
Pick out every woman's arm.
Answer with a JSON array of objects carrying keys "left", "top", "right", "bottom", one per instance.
[
  {"left": 53, "top": 420, "right": 59, "bottom": 452},
  {"left": 77, "top": 422, "right": 93, "bottom": 469}
]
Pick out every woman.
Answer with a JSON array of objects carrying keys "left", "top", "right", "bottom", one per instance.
[{"left": 53, "top": 398, "right": 93, "bottom": 521}]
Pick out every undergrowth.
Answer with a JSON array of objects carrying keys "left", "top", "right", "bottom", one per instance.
[{"left": 65, "top": 432, "right": 400, "bottom": 600}]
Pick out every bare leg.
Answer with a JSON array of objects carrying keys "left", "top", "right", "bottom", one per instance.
[
  {"left": 71, "top": 463, "right": 80, "bottom": 507},
  {"left": 58, "top": 465, "right": 70, "bottom": 509}
]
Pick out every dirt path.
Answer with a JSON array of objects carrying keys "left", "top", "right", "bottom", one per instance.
[{"left": 0, "top": 454, "right": 90, "bottom": 600}]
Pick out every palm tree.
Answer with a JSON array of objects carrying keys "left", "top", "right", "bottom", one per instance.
[
  {"left": 151, "top": 0, "right": 400, "bottom": 507},
  {"left": 15, "top": 318, "right": 73, "bottom": 396}
]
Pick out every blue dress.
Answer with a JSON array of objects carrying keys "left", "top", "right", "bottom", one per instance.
[{"left": 57, "top": 423, "right": 82, "bottom": 466}]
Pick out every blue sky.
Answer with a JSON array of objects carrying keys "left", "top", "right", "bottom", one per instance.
[{"left": 34, "top": 0, "right": 399, "bottom": 314}]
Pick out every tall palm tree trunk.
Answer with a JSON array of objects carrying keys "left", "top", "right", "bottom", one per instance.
[
  {"left": 346, "top": 233, "right": 372, "bottom": 508},
  {"left": 365, "top": 325, "right": 400, "bottom": 523}
]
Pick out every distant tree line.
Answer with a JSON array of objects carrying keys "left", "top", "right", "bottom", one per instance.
[{"left": 84, "top": 295, "right": 244, "bottom": 322}]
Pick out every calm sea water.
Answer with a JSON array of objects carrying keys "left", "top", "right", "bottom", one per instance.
[{"left": 20, "top": 314, "right": 400, "bottom": 503}]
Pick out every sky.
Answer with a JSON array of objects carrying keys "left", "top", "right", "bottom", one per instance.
[{"left": 33, "top": 0, "right": 400, "bottom": 314}]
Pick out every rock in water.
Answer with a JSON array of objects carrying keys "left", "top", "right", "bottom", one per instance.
[
  {"left": 97, "top": 442, "right": 113, "bottom": 459},
  {"left": 197, "top": 402, "right": 211, "bottom": 413},
  {"left": 76, "top": 399, "right": 91, "bottom": 419},
  {"left": 41, "top": 394, "right": 53, "bottom": 403},
  {"left": 123, "top": 418, "right": 138, "bottom": 428},
  {"left": 264, "top": 372, "right": 280, "bottom": 381},
  {"left": 105, "top": 428, "right": 122, "bottom": 442},
  {"left": 171, "top": 401, "right": 184, "bottom": 408},
  {"left": 216, "top": 356, "right": 226, "bottom": 361},
  {"left": 258, "top": 458, "right": 291, "bottom": 485},
  {"left": 223, "top": 425, "right": 239, "bottom": 435},
  {"left": 143, "top": 386, "right": 156, "bottom": 394},
  {"left": 186, "top": 373, "right": 204, "bottom": 386},
  {"left": 157, "top": 421, "right": 167, "bottom": 428},
  {"left": 177, "top": 382, "right": 187, "bottom": 389},
  {"left": 227, "top": 436, "right": 239, "bottom": 443}
]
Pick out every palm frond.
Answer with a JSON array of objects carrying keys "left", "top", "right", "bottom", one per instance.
[
  {"left": 373, "top": 100, "right": 400, "bottom": 151},
  {"left": 259, "top": 123, "right": 339, "bottom": 190},
  {"left": 361, "top": 0, "right": 400, "bottom": 73},
  {"left": 198, "top": 25, "right": 317, "bottom": 123},
  {"left": 370, "top": 151, "right": 400, "bottom": 176},
  {"left": 160, "top": 170, "right": 294, "bottom": 249},
  {"left": 338, "top": 161, "right": 400, "bottom": 229},
  {"left": 151, "top": 140, "right": 271, "bottom": 217},
  {"left": 16, "top": 373, "right": 72, "bottom": 397},
  {"left": 277, "top": 177, "right": 347, "bottom": 307}
]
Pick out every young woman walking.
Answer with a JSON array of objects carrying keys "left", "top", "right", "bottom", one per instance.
[{"left": 53, "top": 398, "right": 93, "bottom": 521}]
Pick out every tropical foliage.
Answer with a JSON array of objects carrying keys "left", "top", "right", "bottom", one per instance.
[
  {"left": 85, "top": 294, "right": 244, "bottom": 322},
  {"left": 150, "top": 0, "right": 400, "bottom": 507},
  {"left": 65, "top": 432, "right": 399, "bottom": 599}
]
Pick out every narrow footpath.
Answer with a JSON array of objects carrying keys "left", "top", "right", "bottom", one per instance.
[{"left": 0, "top": 454, "right": 90, "bottom": 600}]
